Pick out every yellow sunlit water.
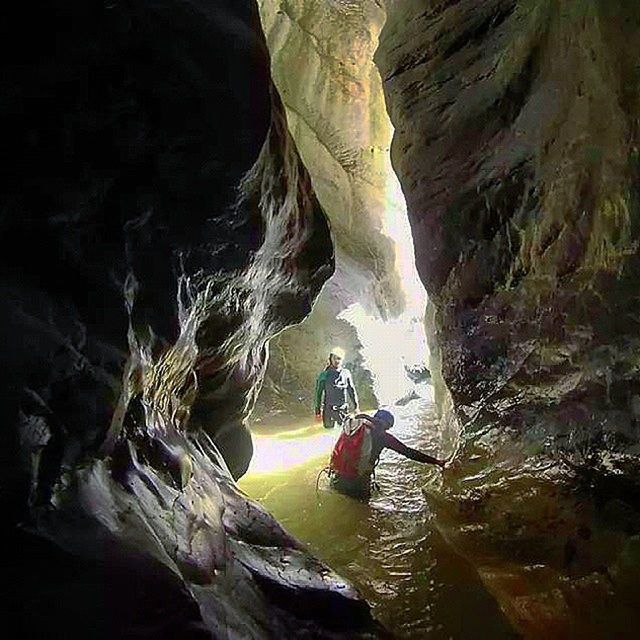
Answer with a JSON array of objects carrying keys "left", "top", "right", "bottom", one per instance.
[
  {"left": 241, "top": 396, "right": 516, "bottom": 639},
  {"left": 246, "top": 426, "right": 339, "bottom": 475}
]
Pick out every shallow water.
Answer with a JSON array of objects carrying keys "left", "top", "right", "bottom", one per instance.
[{"left": 240, "top": 397, "right": 518, "bottom": 638}]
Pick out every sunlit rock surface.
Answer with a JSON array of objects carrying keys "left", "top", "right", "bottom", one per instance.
[
  {"left": 253, "top": 0, "right": 427, "bottom": 420},
  {"left": 378, "top": 1, "right": 640, "bottom": 636},
  {"left": 1, "top": 1, "right": 380, "bottom": 636}
]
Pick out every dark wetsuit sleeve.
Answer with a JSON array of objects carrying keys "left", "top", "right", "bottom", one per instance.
[
  {"left": 346, "top": 369, "right": 358, "bottom": 408},
  {"left": 381, "top": 432, "right": 441, "bottom": 464},
  {"left": 314, "top": 371, "right": 326, "bottom": 412}
]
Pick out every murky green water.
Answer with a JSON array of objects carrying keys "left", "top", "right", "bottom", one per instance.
[{"left": 240, "top": 398, "right": 518, "bottom": 638}]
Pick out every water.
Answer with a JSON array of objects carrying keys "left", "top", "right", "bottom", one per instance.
[{"left": 240, "top": 397, "right": 517, "bottom": 638}]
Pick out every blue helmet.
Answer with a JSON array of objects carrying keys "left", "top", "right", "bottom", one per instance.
[{"left": 374, "top": 409, "right": 394, "bottom": 428}]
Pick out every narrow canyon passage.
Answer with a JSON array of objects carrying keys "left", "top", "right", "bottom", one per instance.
[
  {"left": 5, "top": 0, "right": 640, "bottom": 638},
  {"left": 241, "top": 390, "right": 515, "bottom": 638}
]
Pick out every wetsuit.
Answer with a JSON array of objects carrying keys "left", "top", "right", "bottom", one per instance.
[
  {"left": 331, "top": 422, "right": 441, "bottom": 500},
  {"left": 314, "top": 366, "right": 358, "bottom": 429}
]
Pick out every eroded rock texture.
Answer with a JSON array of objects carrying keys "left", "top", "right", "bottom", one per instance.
[
  {"left": 253, "top": 0, "right": 421, "bottom": 419},
  {"left": 1, "top": 1, "right": 379, "bottom": 636},
  {"left": 378, "top": 1, "right": 640, "bottom": 637}
]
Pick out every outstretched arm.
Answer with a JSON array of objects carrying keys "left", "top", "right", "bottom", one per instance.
[
  {"left": 346, "top": 370, "right": 359, "bottom": 410},
  {"left": 382, "top": 432, "right": 445, "bottom": 467}
]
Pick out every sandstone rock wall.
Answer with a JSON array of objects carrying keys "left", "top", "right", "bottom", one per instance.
[
  {"left": 254, "top": 0, "right": 426, "bottom": 419},
  {"left": 378, "top": 0, "right": 640, "bottom": 636}
]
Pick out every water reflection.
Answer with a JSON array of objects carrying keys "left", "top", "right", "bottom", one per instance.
[{"left": 241, "top": 398, "right": 517, "bottom": 638}]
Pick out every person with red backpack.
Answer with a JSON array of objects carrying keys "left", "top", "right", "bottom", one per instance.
[{"left": 329, "top": 408, "right": 446, "bottom": 500}]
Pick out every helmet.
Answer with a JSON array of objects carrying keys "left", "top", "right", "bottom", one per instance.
[
  {"left": 373, "top": 409, "right": 394, "bottom": 428},
  {"left": 329, "top": 347, "right": 345, "bottom": 359}
]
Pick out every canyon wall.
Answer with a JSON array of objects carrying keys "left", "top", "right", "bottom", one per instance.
[
  {"left": 0, "top": 1, "right": 379, "bottom": 636},
  {"left": 253, "top": 0, "right": 427, "bottom": 421},
  {"left": 378, "top": 0, "right": 640, "bottom": 636}
]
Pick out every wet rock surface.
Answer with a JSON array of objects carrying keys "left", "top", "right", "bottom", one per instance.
[
  {"left": 378, "top": 0, "right": 640, "bottom": 636},
  {"left": 1, "top": 1, "right": 380, "bottom": 636},
  {"left": 253, "top": 0, "right": 425, "bottom": 420},
  {"left": 241, "top": 394, "right": 517, "bottom": 639}
]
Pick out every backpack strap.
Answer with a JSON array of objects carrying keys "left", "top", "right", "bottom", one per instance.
[{"left": 342, "top": 416, "right": 365, "bottom": 436}]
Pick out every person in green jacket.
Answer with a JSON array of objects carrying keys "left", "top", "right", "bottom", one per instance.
[{"left": 314, "top": 348, "right": 359, "bottom": 429}]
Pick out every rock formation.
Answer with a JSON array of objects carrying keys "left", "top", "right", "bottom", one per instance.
[
  {"left": 1, "top": 1, "right": 380, "bottom": 636},
  {"left": 253, "top": 0, "right": 427, "bottom": 421},
  {"left": 378, "top": 0, "right": 640, "bottom": 636}
]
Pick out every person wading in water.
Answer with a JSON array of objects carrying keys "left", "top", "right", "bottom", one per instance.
[
  {"left": 329, "top": 408, "right": 445, "bottom": 500},
  {"left": 314, "top": 348, "right": 359, "bottom": 429}
]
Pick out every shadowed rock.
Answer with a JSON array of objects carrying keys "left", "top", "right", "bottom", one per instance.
[
  {"left": 0, "top": 1, "right": 382, "bottom": 636},
  {"left": 378, "top": 0, "right": 640, "bottom": 636}
]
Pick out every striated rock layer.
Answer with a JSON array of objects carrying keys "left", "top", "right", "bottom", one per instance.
[
  {"left": 1, "top": 0, "right": 380, "bottom": 636},
  {"left": 253, "top": 0, "right": 426, "bottom": 420},
  {"left": 378, "top": 1, "right": 640, "bottom": 637}
]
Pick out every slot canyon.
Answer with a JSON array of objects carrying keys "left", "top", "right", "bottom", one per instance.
[{"left": 2, "top": 1, "right": 640, "bottom": 638}]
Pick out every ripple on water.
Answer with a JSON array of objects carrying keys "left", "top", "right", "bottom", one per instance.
[{"left": 240, "top": 397, "right": 517, "bottom": 638}]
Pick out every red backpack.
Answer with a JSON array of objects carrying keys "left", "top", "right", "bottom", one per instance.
[{"left": 330, "top": 418, "right": 372, "bottom": 479}]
